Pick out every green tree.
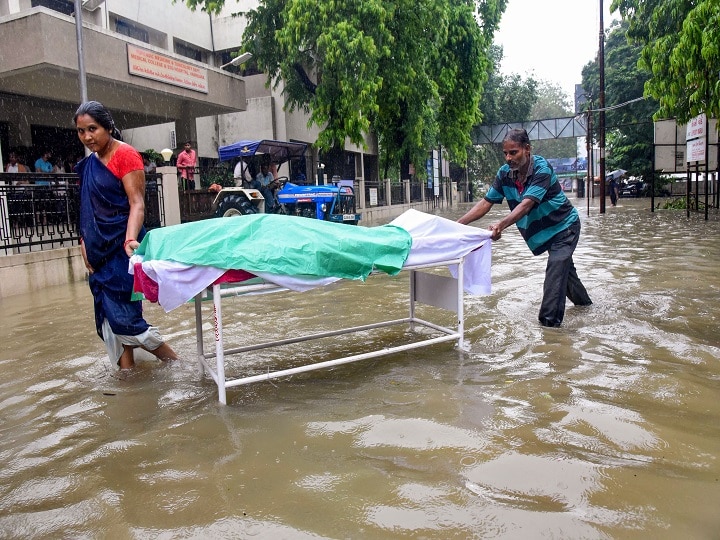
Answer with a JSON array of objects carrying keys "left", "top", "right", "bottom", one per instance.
[
  {"left": 468, "top": 45, "right": 538, "bottom": 188},
  {"left": 611, "top": 0, "right": 720, "bottom": 123},
  {"left": 184, "top": 0, "right": 507, "bottom": 174},
  {"left": 475, "top": 46, "right": 538, "bottom": 127},
  {"left": 581, "top": 20, "right": 658, "bottom": 180}
]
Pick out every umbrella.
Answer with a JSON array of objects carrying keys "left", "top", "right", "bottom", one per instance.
[{"left": 607, "top": 169, "right": 627, "bottom": 180}]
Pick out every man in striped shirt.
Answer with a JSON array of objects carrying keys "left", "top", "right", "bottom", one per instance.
[{"left": 458, "top": 129, "right": 592, "bottom": 327}]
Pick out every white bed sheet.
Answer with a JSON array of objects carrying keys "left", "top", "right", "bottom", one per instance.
[{"left": 132, "top": 210, "right": 492, "bottom": 312}]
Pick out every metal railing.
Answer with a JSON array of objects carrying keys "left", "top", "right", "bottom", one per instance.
[
  {"left": 364, "top": 181, "right": 386, "bottom": 206},
  {"left": 410, "top": 180, "right": 424, "bottom": 202},
  {"left": 176, "top": 166, "right": 233, "bottom": 191},
  {"left": 1, "top": 173, "right": 164, "bottom": 255},
  {"left": 390, "top": 183, "right": 404, "bottom": 205},
  {"left": 2, "top": 169, "right": 445, "bottom": 254}
]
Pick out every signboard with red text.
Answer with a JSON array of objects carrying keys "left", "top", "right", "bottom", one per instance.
[
  {"left": 654, "top": 117, "right": 717, "bottom": 172},
  {"left": 127, "top": 44, "right": 208, "bottom": 93},
  {"left": 685, "top": 113, "right": 706, "bottom": 163}
]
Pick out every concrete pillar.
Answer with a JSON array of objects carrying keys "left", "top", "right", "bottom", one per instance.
[
  {"left": 356, "top": 177, "right": 366, "bottom": 210},
  {"left": 157, "top": 166, "right": 181, "bottom": 226},
  {"left": 403, "top": 179, "right": 410, "bottom": 204},
  {"left": 384, "top": 178, "right": 392, "bottom": 206},
  {"left": 355, "top": 152, "right": 366, "bottom": 209}
]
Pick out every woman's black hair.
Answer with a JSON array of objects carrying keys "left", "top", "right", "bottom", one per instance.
[
  {"left": 73, "top": 100, "right": 123, "bottom": 141},
  {"left": 503, "top": 128, "right": 531, "bottom": 147}
]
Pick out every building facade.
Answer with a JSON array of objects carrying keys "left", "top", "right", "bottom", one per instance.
[{"left": 0, "top": 0, "right": 377, "bottom": 184}]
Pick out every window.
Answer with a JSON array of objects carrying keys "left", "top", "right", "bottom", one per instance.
[
  {"left": 174, "top": 40, "right": 203, "bottom": 63},
  {"left": 115, "top": 18, "right": 149, "bottom": 44},
  {"left": 31, "top": 0, "right": 74, "bottom": 16}
]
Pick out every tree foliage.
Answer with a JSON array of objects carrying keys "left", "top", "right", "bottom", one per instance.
[
  {"left": 467, "top": 45, "right": 538, "bottom": 184},
  {"left": 184, "top": 0, "right": 508, "bottom": 172},
  {"left": 475, "top": 46, "right": 537, "bottom": 126},
  {"left": 611, "top": 0, "right": 720, "bottom": 123},
  {"left": 581, "top": 20, "right": 658, "bottom": 179},
  {"left": 530, "top": 81, "right": 576, "bottom": 159}
]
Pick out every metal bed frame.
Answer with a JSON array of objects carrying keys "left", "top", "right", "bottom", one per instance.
[{"left": 193, "top": 256, "right": 467, "bottom": 404}]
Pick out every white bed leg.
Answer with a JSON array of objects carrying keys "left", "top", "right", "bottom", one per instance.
[
  {"left": 213, "top": 284, "right": 227, "bottom": 405},
  {"left": 409, "top": 269, "right": 416, "bottom": 331},
  {"left": 457, "top": 257, "right": 467, "bottom": 351},
  {"left": 194, "top": 293, "right": 205, "bottom": 376}
]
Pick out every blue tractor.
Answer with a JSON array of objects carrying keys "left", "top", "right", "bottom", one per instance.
[{"left": 214, "top": 139, "right": 361, "bottom": 224}]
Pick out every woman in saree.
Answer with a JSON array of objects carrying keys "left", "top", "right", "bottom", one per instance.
[{"left": 74, "top": 101, "right": 177, "bottom": 369}]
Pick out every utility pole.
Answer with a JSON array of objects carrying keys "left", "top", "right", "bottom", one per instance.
[
  {"left": 74, "top": 0, "right": 88, "bottom": 103},
  {"left": 598, "top": 0, "right": 606, "bottom": 213},
  {"left": 586, "top": 104, "right": 593, "bottom": 216}
]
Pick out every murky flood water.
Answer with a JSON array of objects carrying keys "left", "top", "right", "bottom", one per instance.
[{"left": 1, "top": 199, "right": 719, "bottom": 539}]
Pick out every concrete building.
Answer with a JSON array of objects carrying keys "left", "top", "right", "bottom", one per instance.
[{"left": 0, "top": 0, "right": 377, "bottom": 183}]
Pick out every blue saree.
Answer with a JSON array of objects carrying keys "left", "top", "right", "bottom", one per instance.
[{"left": 76, "top": 153, "right": 148, "bottom": 339}]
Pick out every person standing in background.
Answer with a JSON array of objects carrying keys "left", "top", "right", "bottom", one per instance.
[
  {"left": 143, "top": 155, "right": 156, "bottom": 175},
  {"left": 33, "top": 150, "right": 53, "bottom": 186},
  {"left": 4, "top": 152, "right": 28, "bottom": 173},
  {"left": 52, "top": 157, "right": 66, "bottom": 173},
  {"left": 609, "top": 177, "right": 619, "bottom": 206},
  {"left": 34, "top": 150, "right": 53, "bottom": 173},
  {"left": 176, "top": 141, "right": 197, "bottom": 190}
]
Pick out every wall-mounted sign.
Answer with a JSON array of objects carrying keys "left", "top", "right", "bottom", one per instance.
[
  {"left": 686, "top": 113, "right": 706, "bottom": 141},
  {"left": 687, "top": 137, "right": 706, "bottom": 163},
  {"left": 686, "top": 113, "right": 706, "bottom": 163},
  {"left": 369, "top": 187, "right": 378, "bottom": 206},
  {"left": 654, "top": 118, "right": 717, "bottom": 172},
  {"left": 127, "top": 44, "right": 208, "bottom": 94}
]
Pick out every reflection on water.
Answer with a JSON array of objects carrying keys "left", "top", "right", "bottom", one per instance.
[{"left": 1, "top": 199, "right": 719, "bottom": 538}]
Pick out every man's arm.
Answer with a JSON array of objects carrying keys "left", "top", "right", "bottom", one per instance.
[
  {"left": 489, "top": 198, "right": 535, "bottom": 237},
  {"left": 457, "top": 198, "right": 493, "bottom": 225}
]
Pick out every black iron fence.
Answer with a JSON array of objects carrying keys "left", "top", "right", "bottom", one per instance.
[
  {"left": 364, "top": 180, "right": 386, "bottom": 207},
  {"left": 410, "top": 181, "right": 424, "bottom": 203},
  {"left": 390, "top": 183, "right": 404, "bottom": 205},
  {"left": 176, "top": 166, "right": 233, "bottom": 191},
  {"left": 2, "top": 169, "right": 445, "bottom": 254},
  {"left": 1, "top": 172, "right": 164, "bottom": 255}
]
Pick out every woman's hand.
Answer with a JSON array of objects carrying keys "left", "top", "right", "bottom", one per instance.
[
  {"left": 80, "top": 241, "right": 94, "bottom": 274},
  {"left": 124, "top": 239, "right": 140, "bottom": 257}
]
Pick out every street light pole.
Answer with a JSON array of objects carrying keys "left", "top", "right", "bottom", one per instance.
[
  {"left": 586, "top": 104, "right": 593, "bottom": 216},
  {"left": 74, "top": 0, "right": 88, "bottom": 103},
  {"left": 598, "top": 0, "right": 606, "bottom": 213}
]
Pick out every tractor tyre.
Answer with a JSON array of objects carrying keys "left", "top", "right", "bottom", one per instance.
[{"left": 214, "top": 194, "right": 258, "bottom": 218}]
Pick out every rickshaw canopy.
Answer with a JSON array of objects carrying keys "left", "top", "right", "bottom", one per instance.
[{"left": 218, "top": 139, "right": 307, "bottom": 164}]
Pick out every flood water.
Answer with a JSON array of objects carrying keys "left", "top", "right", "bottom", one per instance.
[{"left": 1, "top": 198, "right": 719, "bottom": 539}]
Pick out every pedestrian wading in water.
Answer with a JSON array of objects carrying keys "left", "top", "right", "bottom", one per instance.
[
  {"left": 74, "top": 100, "right": 178, "bottom": 369},
  {"left": 458, "top": 128, "right": 592, "bottom": 327}
]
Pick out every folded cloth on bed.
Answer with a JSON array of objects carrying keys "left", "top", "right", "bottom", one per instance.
[
  {"left": 390, "top": 209, "right": 493, "bottom": 295},
  {"left": 136, "top": 214, "right": 412, "bottom": 279}
]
